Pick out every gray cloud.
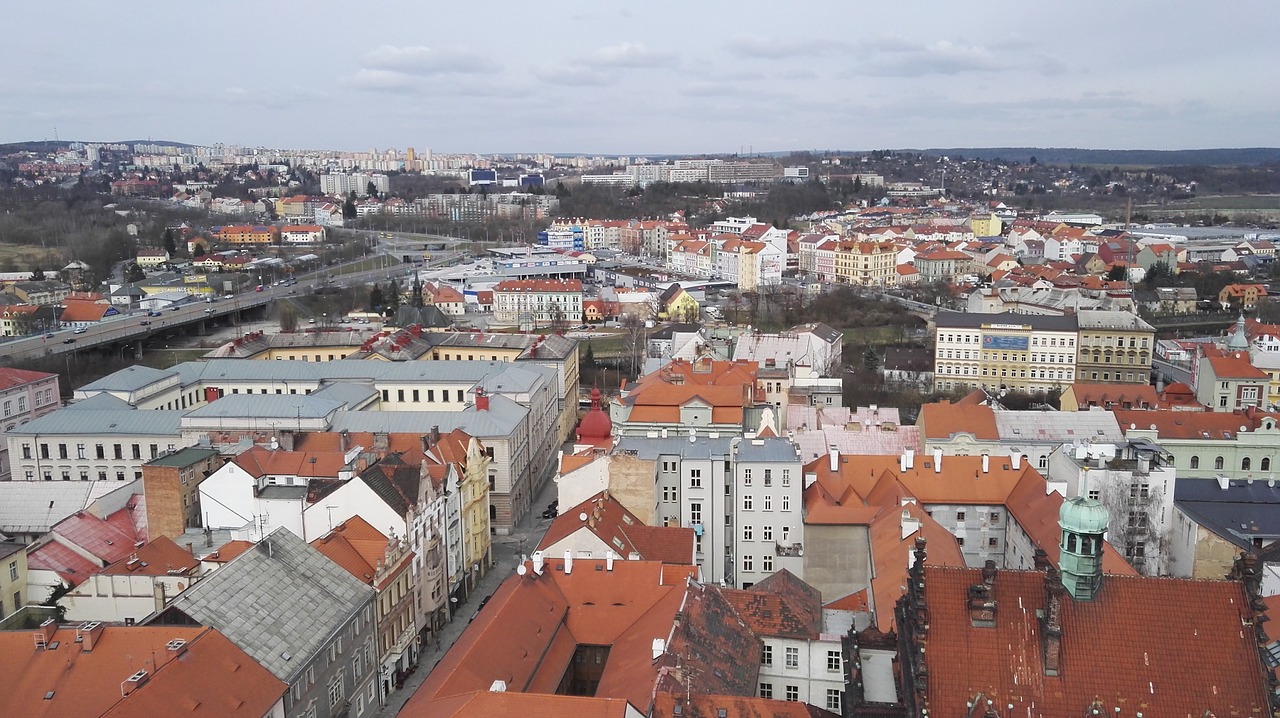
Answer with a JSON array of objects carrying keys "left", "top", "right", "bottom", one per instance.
[{"left": 363, "top": 45, "right": 501, "bottom": 76}]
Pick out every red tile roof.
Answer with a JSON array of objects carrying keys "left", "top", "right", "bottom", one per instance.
[
  {"left": 231, "top": 445, "right": 349, "bottom": 479},
  {"left": 918, "top": 400, "right": 998, "bottom": 440},
  {"left": 494, "top": 279, "right": 583, "bottom": 292},
  {"left": 719, "top": 570, "right": 822, "bottom": 640},
  {"left": 1204, "top": 349, "right": 1269, "bottom": 380},
  {"left": 1114, "top": 408, "right": 1277, "bottom": 440},
  {"left": 651, "top": 692, "right": 836, "bottom": 718},
  {"left": 0, "top": 625, "right": 284, "bottom": 718},
  {"left": 202, "top": 539, "right": 254, "bottom": 563},
  {"left": 99, "top": 536, "right": 199, "bottom": 576},
  {"left": 538, "top": 491, "right": 695, "bottom": 565},
  {"left": 0, "top": 367, "right": 56, "bottom": 390},
  {"left": 919, "top": 566, "right": 1270, "bottom": 716}
]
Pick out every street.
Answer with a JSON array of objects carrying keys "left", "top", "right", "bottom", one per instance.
[{"left": 368, "top": 464, "right": 561, "bottom": 717}]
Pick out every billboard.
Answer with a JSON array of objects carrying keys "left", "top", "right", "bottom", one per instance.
[{"left": 982, "top": 334, "right": 1029, "bottom": 351}]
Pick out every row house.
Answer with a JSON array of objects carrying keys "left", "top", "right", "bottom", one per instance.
[
  {"left": 0, "top": 368, "right": 61, "bottom": 479},
  {"left": 2, "top": 279, "right": 71, "bottom": 306},
  {"left": 311, "top": 515, "right": 419, "bottom": 706},
  {"left": 668, "top": 238, "right": 715, "bottom": 277},
  {"left": 281, "top": 224, "right": 326, "bottom": 244}
]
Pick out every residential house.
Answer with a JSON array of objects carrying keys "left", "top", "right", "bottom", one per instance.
[
  {"left": 492, "top": 279, "right": 583, "bottom": 326},
  {"left": 0, "top": 623, "right": 286, "bottom": 718},
  {"left": 1196, "top": 345, "right": 1269, "bottom": 411},
  {"left": 60, "top": 536, "right": 201, "bottom": 623},
  {"left": 149, "top": 528, "right": 378, "bottom": 718},
  {"left": 536, "top": 490, "right": 695, "bottom": 564},
  {"left": 1220, "top": 283, "right": 1268, "bottom": 310},
  {"left": 135, "top": 248, "right": 170, "bottom": 268},
  {"left": 0, "top": 368, "right": 61, "bottom": 479},
  {"left": 311, "top": 516, "right": 418, "bottom": 706},
  {"left": 141, "top": 447, "right": 223, "bottom": 541}
]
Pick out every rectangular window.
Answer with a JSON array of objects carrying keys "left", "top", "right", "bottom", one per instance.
[
  {"left": 763, "top": 525, "right": 773, "bottom": 541},
  {"left": 742, "top": 525, "right": 753, "bottom": 541},
  {"left": 956, "top": 511, "right": 966, "bottom": 521},
  {"left": 689, "top": 468, "right": 702, "bottom": 488},
  {"left": 397, "top": 389, "right": 405, "bottom": 402},
  {"left": 782, "top": 495, "right": 790, "bottom": 512},
  {"left": 743, "top": 555, "right": 753, "bottom": 572},
  {"left": 744, "top": 468, "right": 752, "bottom": 485},
  {"left": 761, "top": 644, "right": 772, "bottom": 666},
  {"left": 743, "top": 495, "right": 753, "bottom": 511},
  {"left": 412, "top": 390, "right": 419, "bottom": 402},
  {"left": 762, "top": 555, "right": 773, "bottom": 572},
  {"left": 786, "top": 685, "right": 799, "bottom": 701},
  {"left": 827, "top": 650, "right": 841, "bottom": 672},
  {"left": 785, "top": 647, "right": 799, "bottom": 668},
  {"left": 76, "top": 444, "right": 86, "bottom": 459},
  {"left": 763, "top": 495, "right": 772, "bottom": 511},
  {"left": 760, "top": 683, "right": 773, "bottom": 699},
  {"left": 782, "top": 469, "right": 791, "bottom": 486},
  {"left": 826, "top": 689, "right": 842, "bottom": 712}
]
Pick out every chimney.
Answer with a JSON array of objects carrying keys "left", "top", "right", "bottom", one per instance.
[
  {"left": 475, "top": 388, "right": 490, "bottom": 412},
  {"left": 186, "top": 542, "right": 194, "bottom": 556},
  {"left": 981, "top": 453, "right": 990, "bottom": 474},
  {"left": 1032, "top": 548, "right": 1050, "bottom": 571},
  {"left": 1010, "top": 451, "right": 1022, "bottom": 470},
  {"left": 120, "top": 670, "right": 149, "bottom": 697},
  {"left": 564, "top": 550, "right": 573, "bottom": 575},
  {"left": 1042, "top": 567, "right": 1065, "bottom": 676},
  {"left": 652, "top": 638, "right": 666, "bottom": 661},
  {"left": 338, "top": 429, "right": 349, "bottom": 454},
  {"left": 828, "top": 445, "right": 839, "bottom": 472},
  {"left": 77, "top": 621, "right": 105, "bottom": 652},
  {"left": 532, "top": 551, "right": 545, "bottom": 575},
  {"left": 606, "top": 550, "right": 615, "bottom": 571},
  {"left": 932, "top": 448, "right": 943, "bottom": 473},
  {"left": 900, "top": 509, "right": 921, "bottom": 540},
  {"left": 421, "top": 434, "right": 431, "bottom": 454},
  {"left": 431, "top": 425, "right": 441, "bottom": 444},
  {"left": 34, "top": 618, "right": 57, "bottom": 648}
]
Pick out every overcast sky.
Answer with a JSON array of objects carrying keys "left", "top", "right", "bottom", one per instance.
[{"left": 4, "top": 1, "right": 1276, "bottom": 154}]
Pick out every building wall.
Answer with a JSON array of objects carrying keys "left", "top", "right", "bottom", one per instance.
[
  {"left": 9, "top": 433, "right": 191, "bottom": 484},
  {"left": 62, "top": 572, "right": 192, "bottom": 623},
  {"left": 0, "top": 550, "right": 28, "bottom": 619},
  {"left": 281, "top": 600, "right": 379, "bottom": 718},
  {"left": 802, "top": 524, "right": 871, "bottom": 604},
  {"left": 0, "top": 374, "right": 61, "bottom": 480},
  {"left": 757, "top": 635, "right": 846, "bottom": 710}
]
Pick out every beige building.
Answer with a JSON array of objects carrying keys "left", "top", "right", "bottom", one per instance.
[
  {"left": 834, "top": 240, "right": 897, "bottom": 286},
  {"left": 933, "top": 311, "right": 1078, "bottom": 394},
  {"left": 0, "top": 541, "right": 26, "bottom": 619},
  {"left": 1074, "top": 310, "right": 1155, "bottom": 384}
]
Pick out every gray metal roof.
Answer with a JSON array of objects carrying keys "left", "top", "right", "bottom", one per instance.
[
  {"left": 1075, "top": 310, "right": 1156, "bottom": 332},
  {"left": 734, "top": 437, "right": 801, "bottom": 463},
  {"left": 9, "top": 407, "right": 184, "bottom": 437},
  {"left": 78, "top": 365, "right": 175, "bottom": 393},
  {"left": 614, "top": 435, "right": 734, "bottom": 460},
  {"left": 993, "top": 410, "right": 1124, "bottom": 444},
  {"left": 0, "top": 480, "right": 134, "bottom": 534},
  {"left": 184, "top": 394, "right": 346, "bottom": 419},
  {"left": 329, "top": 393, "right": 527, "bottom": 438},
  {"left": 154, "top": 527, "right": 373, "bottom": 682},
  {"left": 65, "top": 393, "right": 133, "bottom": 410},
  {"left": 145, "top": 446, "right": 219, "bottom": 468},
  {"left": 935, "top": 310, "right": 1078, "bottom": 332},
  {"left": 310, "top": 382, "right": 379, "bottom": 407},
  {"left": 173, "top": 358, "right": 540, "bottom": 387}
]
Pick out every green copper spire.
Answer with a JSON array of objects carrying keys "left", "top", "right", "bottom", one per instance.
[{"left": 1058, "top": 496, "right": 1108, "bottom": 600}]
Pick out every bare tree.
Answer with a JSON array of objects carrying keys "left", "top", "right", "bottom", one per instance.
[{"left": 621, "top": 313, "right": 647, "bottom": 379}]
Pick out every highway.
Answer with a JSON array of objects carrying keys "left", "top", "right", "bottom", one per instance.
[{"left": 1, "top": 256, "right": 414, "bottom": 365}]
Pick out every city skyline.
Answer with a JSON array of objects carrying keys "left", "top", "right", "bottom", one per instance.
[{"left": 3, "top": 1, "right": 1278, "bottom": 154}]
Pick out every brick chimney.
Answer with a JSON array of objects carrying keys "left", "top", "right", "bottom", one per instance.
[
  {"left": 475, "top": 388, "right": 489, "bottom": 411},
  {"left": 967, "top": 560, "right": 998, "bottom": 627},
  {"left": 1042, "top": 566, "right": 1064, "bottom": 676}
]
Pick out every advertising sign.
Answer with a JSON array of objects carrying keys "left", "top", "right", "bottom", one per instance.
[{"left": 982, "top": 334, "right": 1030, "bottom": 351}]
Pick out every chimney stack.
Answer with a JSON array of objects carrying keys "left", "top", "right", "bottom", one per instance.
[
  {"left": 933, "top": 448, "right": 943, "bottom": 473},
  {"left": 1010, "top": 451, "right": 1022, "bottom": 470},
  {"left": 981, "top": 453, "right": 990, "bottom": 474},
  {"left": 475, "top": 388, "right": 489, "bottom": 412},
  {"left": 532, "top": 551, "right": 544, "bottom": 575},
  {"left": 34, "top": 618, "right": 57, "bottom": 648},
  {"left": 828, "top": 445, "right": 839, "bottom": 472},
  {"left": 903, "top": 447, "right": 914, "bottom": 470},
  {"left": 606, "top": 550, "right": 615, "bottom": 571},
  {"left": 78, "top": 621, "right": 105, "bottom": 652},
  {"left": 564, "top": 550, "right": 574, "bottom": 575}
]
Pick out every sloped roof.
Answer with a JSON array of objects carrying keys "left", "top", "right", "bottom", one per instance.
[
  {"left": 921, "top": 566, "right": 1269, "bottom": 716},
  {"left": 99, "top": 535, "right": 199, "bottom": 576},
  {"left": 719, "top": 569, "right": 822, "bottom": 640},
  {"left": 310, "top": 514, "right": 396, "bottom": 585},
  {"left": 0, "top": 625, "right": 284, "bottom": 718},
  {"left": 356, "top": 452, "right": 422, "bottom": 516},
  {"left": 538, "top": 491, "right": 694, "bottom": 565},
  {"left": 918, "top": 400, "right": 998, "bottom": 441},
  {"left": 0, "top": 367, "right": 56, "bottom": 390},
  {"left": 150, "top": 527, "right": 373, "bottom": 682},
  {"left": 231, "top": 445, "right": 350, "bottom": 479}
]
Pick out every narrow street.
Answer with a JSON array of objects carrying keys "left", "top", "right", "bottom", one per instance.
[{"left": 370, "top": 468, "right": 560, "bottom": 717}]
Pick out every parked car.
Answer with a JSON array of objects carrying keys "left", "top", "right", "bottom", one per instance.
[{"left": 73, "top": 327, "right": 87, "bottom": 334}]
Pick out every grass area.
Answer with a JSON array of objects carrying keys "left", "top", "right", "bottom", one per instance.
[
  {"left": 330, "top": 254, "right": 399, "bottom": 276},
  {"left": 582, "top": 335, "right": 630, "bottom": 357},
  {"left": 0, "top": 242, "right": 58, "bottom": 270},
  {"left": 1143, "top": 195, "right": 1280, "bottom": 211}
]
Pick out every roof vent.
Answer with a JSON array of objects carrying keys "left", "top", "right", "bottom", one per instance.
[
  {"left": 120, "top": 670, "right": 149, "bottom": 697},
  {"left": 166, "top": 639, "right": 187, "bottom": 652},
  {"left": 489, "top": 680, "right": 507, "bottom": 693}
]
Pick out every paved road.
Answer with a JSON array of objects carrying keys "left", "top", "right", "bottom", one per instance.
[{"left": 371, "top": 469, "right": 560, "bottom": 717}]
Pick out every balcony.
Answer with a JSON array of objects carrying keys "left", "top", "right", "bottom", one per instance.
[{"left": 775, "top": 541, "right": 803, "bottom": 558}]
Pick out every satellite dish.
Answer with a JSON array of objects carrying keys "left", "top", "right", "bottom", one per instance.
[
  {"left": 579, "top": 512, "right": 588, "bottom": 522},
  {"left": 517, "top": 564, "right": 527, "bottom": 576}
]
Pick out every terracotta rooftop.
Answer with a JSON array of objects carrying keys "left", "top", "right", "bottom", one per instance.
[
  {"left": 1114, "top": 408, "right": 1277, "bottom": 440},
  {"left": 538, "top": 491, "right": 695, "bottom": 565},
  {"left": 918, "top": 400, "right": 998, "bottom": 440},
  {"left": 919, "top": 566, "right": 1270, "bottom": 716},
  {"left": 231, "top": 445, "right": 350, "bottom": 479},
  {"left": 0, "top": 625, "right": 284, "bottom": 718},
  {"left": 651, "top": 692, "right": 836, "bottom": 718},
  {"left": 201, "top": 539, "right": 254, "bottom": 563},
  {"left": 99, "top": 535, "right": 199, "bottom": 576},
  {"left": 719, "top": 569, "right": 823, "bottom": 640},
  {"left": 0, "top": 367, "right": 56, "bottom": 390}
]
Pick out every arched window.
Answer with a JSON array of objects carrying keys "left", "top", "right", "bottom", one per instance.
[
  {"left": 1190, "top": 456, "right": 1200, "bottom": 469},
  {"left": 1243, "top": 457, "right": 1252, "bottom": 471},
  {"left": 1215, "top": 456, "right": 1225, "bottom": 470},
  {"left": 1067, "top": 534, "right": 1078, "bottom": 552},
  {"left": 1263, "top": 457, "right": 1272, "bottom": 471}
]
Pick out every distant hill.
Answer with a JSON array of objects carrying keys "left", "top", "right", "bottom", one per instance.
[{"left": 908, "top": 147, "right": 1280, "bottom": 166}]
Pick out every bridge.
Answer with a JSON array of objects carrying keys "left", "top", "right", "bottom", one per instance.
[
  {"left": 873, "top": 292, "right": 940, "bottom": 328},
  {"left": 0, "top": 257, "right": 416, "bottom": 366}
]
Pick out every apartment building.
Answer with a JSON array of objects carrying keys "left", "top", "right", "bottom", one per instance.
[
  {"left": 492, "top": 279, "right": 583, "bottom": 326},
  {"left": 214, "top": 224, "right": 279, "bottom": 245},
  {"left": 732, "top": 437, "right": 804, "bottom": 589},
  {"left": 834, "top": 240, "right": 897, "bottom": 286},
  {"left": 933, "top": 311, "right": 1078, "bottom": 393},
  {"left": 1196, "top": 345, "right": 1269, "bottom": 411},
  {"left": 141, "top": 446, "right": 223, "bottom": 541},
  {"left": 1074, "top": 310, "right": 1156, "bottom": 384},
  {"left": 0, "top": 368, "right": 61, "bottom": 479}
]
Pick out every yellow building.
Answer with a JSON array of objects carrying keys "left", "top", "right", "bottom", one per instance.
[
  {"left": 0, "top": 542, "right": 27, "bottom": 619},
  {"left": 834, "top": 240, "right": 897, "bottom": 286},
  {"left": 659, "top": 285, "right": 700, "bottom": 322},
  {"left": 969, "top": 212, "right": 1003, "bottom": 237},
  {"left": 1075, "top": 310, "right": 1156, "bottom": 384}
]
